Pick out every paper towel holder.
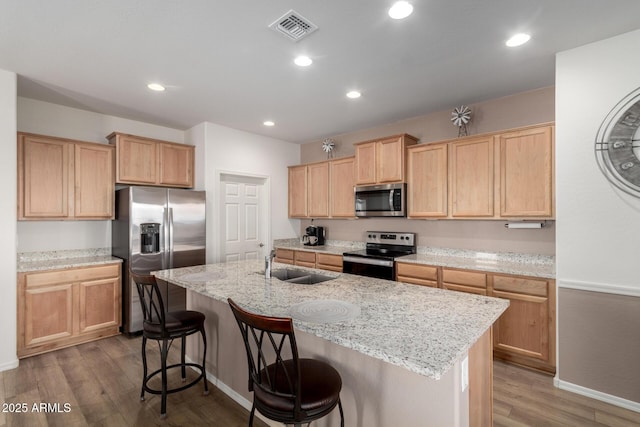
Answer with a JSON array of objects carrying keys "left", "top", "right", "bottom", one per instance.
[{"left": 504, "top": 221, "right": 546, "bottom": 229}]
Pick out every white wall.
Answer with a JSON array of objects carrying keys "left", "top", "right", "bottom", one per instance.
[
  {"left": 193, "top": 122, "right": 300, "bottom": 263},
  {"left": 0, "top": 69, "right": 18, "bottom": 371},
  {"left": 16, "top": 98, "right": 187, "bottom": 252},
  {"left": 556, "top": 29, "right": 640, "bottom": 407}
]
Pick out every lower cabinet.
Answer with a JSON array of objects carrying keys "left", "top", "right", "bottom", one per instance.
[
  {"left": 294, "top": 251, "right": 316, "bottom": 268},
  {"left": 275, "top": 248, "right": 344, "bottom": 272},
  {"left": 17, "top": 263, "right": 121, "bottom": 358},
  {"left": 275, "top": 248, "right": 295, "bottom": 265},
  {"left": 490, "top": 274, "right": 556, "bottom": 373},
  {"left": 396, "top": 261, "right": 556, "bottom": 373}
]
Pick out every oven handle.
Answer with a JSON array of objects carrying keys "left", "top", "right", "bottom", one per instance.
[{"left": 343, "top": 256, "right": 394, "bottom": 267}]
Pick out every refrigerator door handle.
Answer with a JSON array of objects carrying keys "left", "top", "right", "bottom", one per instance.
[
  {"left": 168, "top": 207, "right": 174, "bottom": 268},
  {"left": 162, "top": 207, "right": 169, "bottom": 269}
]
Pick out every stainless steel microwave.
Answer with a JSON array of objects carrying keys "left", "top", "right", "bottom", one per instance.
[{"left": 354, "top": 183, "right": 406, "bottom": 217}]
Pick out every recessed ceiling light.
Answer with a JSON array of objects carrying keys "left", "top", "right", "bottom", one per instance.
[
  {"left": 263, "top": 121, "right": 275, "bottom": 127},
  {"left": 294, "top": 56, "right": 313, "bottom": 67},
  {"left": 388, "top": 1, "right": 413, "bottom": 19},
  {"left": 147, "top": 83, "right": 165, "bottom": 91},
  {"left": 506, "top": 33, "right": 531, "bottom": 47},
  {"left": 346, "top": 91, "right": 361, "bottom": 99}
]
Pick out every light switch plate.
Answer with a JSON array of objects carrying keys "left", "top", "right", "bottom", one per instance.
[{"left": 461, "top": 356, "right": 469, "bottom": 391}]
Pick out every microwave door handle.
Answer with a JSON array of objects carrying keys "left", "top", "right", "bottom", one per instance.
[{"left": 389, "top": 189, "right": 394, "bottom": 211}]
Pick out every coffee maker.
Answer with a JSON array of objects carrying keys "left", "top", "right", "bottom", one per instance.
[{"left": 302, "top": 225, "right": 325, "bottom": 246}]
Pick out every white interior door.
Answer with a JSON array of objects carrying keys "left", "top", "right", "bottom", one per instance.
[{"left": 221, "top": 174, "right": 267, "bottom": 262}]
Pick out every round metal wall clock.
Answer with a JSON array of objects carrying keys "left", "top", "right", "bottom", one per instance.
[{"left": 595, "top": 87, "right": 640, "bottom": 198}]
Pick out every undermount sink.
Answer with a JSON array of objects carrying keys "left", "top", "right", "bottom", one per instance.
[{"left": 270, "top": 269, "right": 335, "bottom": 285}]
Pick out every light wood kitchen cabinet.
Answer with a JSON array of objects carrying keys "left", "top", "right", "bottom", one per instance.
[
  {"left": 275, "top": 248, "right": 295, "bottom": 265},
  {"left": 288, "top": 165, "right": 308, "bottom": 218},
  {"left": 18, "top": 132, "right": 114, "bottom": 220},
  {"left": 316, "top": 253, "right": 343, "bottom": 272},
  {"left": 442, "top": 268, "right": 488, "bottom": 295},
  {"left": 107, "top": 132, "right": 194, "bottom": 188},
  {"left": 294, "top": 251, "right": 316, "bottom": 268},
  {"left": 498, "top": 125, "right": 554, "bottom": 217},
  {"left": 396, "top": 262, "right": 438, "bottom": 287},
  {"left": 329, "top": 157, "right": 356, "bottom": 217},
  {"left": 17, "top": 263, "right": 121, "bottom": 358},
  {"left": 449, "top": 135, "right": 495, "bottom": 217},
  {"left": 354, "top": 134, "right": 418, "bottom": 185},
  {"left": 407, "top": 143, "right": 448, "bottom": 218},
  {"left": 490, "top": 274, "right": 556, "bottom": 373},
  {"left": 307, "top": 161, "right": 329, "bottom": 218}
]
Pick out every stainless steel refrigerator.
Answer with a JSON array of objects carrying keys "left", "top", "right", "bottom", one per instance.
[{"left": 112, "top": 186, "right": 206, "bottom": 333}]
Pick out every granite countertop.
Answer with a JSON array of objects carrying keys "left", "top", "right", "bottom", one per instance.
[
  {"left": 17, "top": 248, "right": 122, "bottom": 273},
  {"left": 274, "top": 238, "right": 555, "bottom": 279},
  {"left": 154, "top": 259, "right": 509, "bottom": 381}
]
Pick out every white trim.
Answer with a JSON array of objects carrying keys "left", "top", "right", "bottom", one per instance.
[
  {"left": 558, "top": 278, "right": 640, "bottom": 298},
  {"left": 0, "top": 358, "right": 19, "bottom": 372},
  {"left": 555, "top": 378, "right": 640, "bottom": 413}
]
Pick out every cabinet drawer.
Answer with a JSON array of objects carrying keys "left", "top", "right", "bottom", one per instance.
[
  {"left": 396, "top": 262, "right": 438, "bottom": 281},
  {"left": 443, "top": 283, "right": 487, "bottom": 296},
  {"left": 275, "top": 248, "right": 295, "bottom": 264},
  {"left": 493, "top": 275, "right": 548, "bottom": 296},
  {"left": 294, "top": 251, "right": 316, "bottom": 266},
  {"left": 25, "top": 264, "right": 120, "bottom": 288},
  {"left": 442, "top": 269, "right": 486, "bottom": 288},
  {"left": 316, "top": 253, "right": 342, "bottom": 272}
]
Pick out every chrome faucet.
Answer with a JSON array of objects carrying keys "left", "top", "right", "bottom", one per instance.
[{"left": 265, "top": 249, "right": 276, "bottom": 279}]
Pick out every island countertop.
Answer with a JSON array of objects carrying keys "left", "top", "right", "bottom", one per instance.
[{"left": 153, "top": 259, "right": 509, "bottom": 381}]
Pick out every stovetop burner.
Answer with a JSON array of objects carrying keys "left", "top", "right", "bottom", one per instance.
[{"left": 343, "top": 231, "right": 416, "bottom": 260}]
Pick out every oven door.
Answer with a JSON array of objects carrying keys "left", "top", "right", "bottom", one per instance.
[{"left": 342, "top": 255, "right": 395, "bottom": 280}]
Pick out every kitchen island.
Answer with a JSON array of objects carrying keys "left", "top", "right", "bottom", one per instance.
[{"left": 154, "top": 259, "right": 509, "bottom": 426}]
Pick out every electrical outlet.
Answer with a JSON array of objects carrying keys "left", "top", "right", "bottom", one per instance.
[{"left": 461, "top": 356, "right": 469, "bottom": 391}]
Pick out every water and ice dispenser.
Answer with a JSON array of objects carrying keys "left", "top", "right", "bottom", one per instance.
[{"left": 140, "top": 223, "right": 160, "bottom": 254}]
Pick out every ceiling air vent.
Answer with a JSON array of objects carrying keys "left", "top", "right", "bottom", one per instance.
[{"left": 269, "top": 10, "right": 318, "bottom": 42}]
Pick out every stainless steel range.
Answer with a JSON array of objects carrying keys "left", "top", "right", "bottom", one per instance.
[{"left": 342, "top": 231, "right": 416, "bottom": 280}]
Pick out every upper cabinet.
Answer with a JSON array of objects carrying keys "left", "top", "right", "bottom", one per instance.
[
  {"left": 450, "top": 135, "right": 495, "bottom": 218},
  {"left": 107, "top": 132, "right": 194, "bottom": 188},
  {"left": 18, "top": 132, "right": 114, "bottom": 220},
  {"left": 407, "top": 143, "right": 448, "bottom": 218},
  {"left": 288, "top": 157, "right": 356, "bottom": 219},
  {"left": 498, "top": 126, "right": 554, "bottom": 217},
  {"left": 407, "top": 123, "right": 555, "bottom": 220},
  {"left": 354, "top": 134, "right": 418, "bottom": 185}
]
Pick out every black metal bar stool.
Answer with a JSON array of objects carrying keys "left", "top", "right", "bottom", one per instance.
[
  {"left": 130, "top": 271, "right": 209, "bottom": 418},
  {"left": 228, "top": 298, "right": 344, "bottom": 427}
]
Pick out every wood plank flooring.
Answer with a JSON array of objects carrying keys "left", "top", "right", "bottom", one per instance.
[{"left": 1, "top": 335, "right": 639, "bottom": 426}]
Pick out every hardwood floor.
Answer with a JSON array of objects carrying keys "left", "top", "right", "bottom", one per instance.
[
  {"left": 493, "top": 361, "right": 640, "bottom": 426},
  {"left": 2, "top": 335, "right": 639, "bottom": 426}
]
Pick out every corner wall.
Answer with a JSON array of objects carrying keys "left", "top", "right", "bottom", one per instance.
[
  {"left": 556, "top": 29, "right": 640, "bottom": 409},
  {"left": 0, "top": 69, "right": 18, "bottom": 371}
]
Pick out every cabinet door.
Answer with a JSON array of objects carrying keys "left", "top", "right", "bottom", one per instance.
[
  {"left": 24, "top": 283, "right": 74, "bottom": 347},
  {"left": 288, "top": 165, "right": 308, "bottom": 218},
  {"left": 159, "top": 142, "right": 194, "bottom": 188},
  {"left": 115, "top": 135, "right": 157, "bottom": 184},
  {"left": 74, "top": 143, "right": 114, "bottom": 219},
  {"left": 499, "top": 126, "right": 554, "bottom": 217},
  {"left": 450, "top": 136, "right": 495, "bottom": 217},
  {"left": 330, "top": 157, "right": 355, "bottom": 217},
  {"left": 492, "top": 275, "right": 552, "bottom": 365},
  {"left": 355, "top": 142, "right": 377, "bottom": 185},
  {"left": 20, "top": 134, "right": 71, "bottom": 218},
  {"left": 407, "top": 143, "right": 448, "bottom": 217},
  {"left": 307, "top": 162, "right": 330, "bottom": 217},
  {"left": 377, "top": 137, "right": 404, "bottom": 183},
  {"left": 79, "top": 277, "right": 120, "bottom": 334}
]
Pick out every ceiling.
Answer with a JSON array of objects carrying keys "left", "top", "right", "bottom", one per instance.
[{"left": 2, "top": 1, "right": 640, "bottom": 143}]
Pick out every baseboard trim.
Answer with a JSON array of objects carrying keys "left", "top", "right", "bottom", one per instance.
[
  {"left": 0, "top": 357, "right": 19, "bottom": 373},
  {"left": 555, "top": 378, "right": 640, "bottom": 413},
  {"left": 558, "top": 278, "right": 640, "bottom": 298}
]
